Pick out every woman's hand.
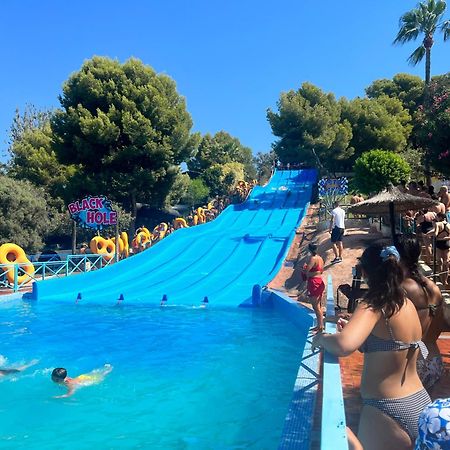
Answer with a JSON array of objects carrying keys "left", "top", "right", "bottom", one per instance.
[
  {"left": 337, "top": 318, "right": 348, "bottom": 332},
  {"left": 311, "top": 332, "right": 325, "bottom": 351}
]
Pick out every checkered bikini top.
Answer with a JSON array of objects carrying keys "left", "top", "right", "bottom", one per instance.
[{"left": 359, "top": 311, "right": 428, "bottom": 357}]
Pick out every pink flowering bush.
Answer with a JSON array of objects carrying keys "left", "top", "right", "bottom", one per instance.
[{"left": 416, "top": 74, "right": 450, "bottom": 175}]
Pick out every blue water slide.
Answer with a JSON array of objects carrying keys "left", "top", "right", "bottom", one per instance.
[{"left": 31, "top": 169, "right": 317, "bottom": 306}]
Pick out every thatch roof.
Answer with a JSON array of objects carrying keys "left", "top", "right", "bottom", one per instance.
[{"left": 347, "top": 184, "right": 438, "bottom": 215}]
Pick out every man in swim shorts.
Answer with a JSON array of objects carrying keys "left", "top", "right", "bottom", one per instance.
[
  {"left": 329, "top": 200, "right": 346, "bottom": 263},
  {"left": 51, "top": 364, "right": 113, "bottom": 398}
]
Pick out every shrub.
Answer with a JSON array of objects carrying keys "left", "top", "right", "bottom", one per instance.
[{"left": 353, "top": 150, "right": 411, "bottom": 195}]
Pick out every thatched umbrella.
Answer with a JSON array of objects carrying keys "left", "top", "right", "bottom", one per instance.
[{"left": 347, "top": 184, "right": 439, "bottom": 241}]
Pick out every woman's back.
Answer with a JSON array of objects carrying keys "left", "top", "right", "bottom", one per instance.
[
  {"left": 401, "top": 275, "right": 442, "bottom": 338},
  {"left": 308, "top": 254, "right": 324, "bottom": 273},
  {"left": 361, "top": 298, "right": 423, "bottom": 399}
]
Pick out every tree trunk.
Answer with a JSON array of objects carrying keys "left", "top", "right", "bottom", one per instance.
[
  {"left": 71, "top": 220, "right": 77, "bottom": 255},
  {"left": 129, "top": 191, "right": 137, "bottom": 239},
  {"left": 425, "top": 44, "right": 431, "bottom": 85},
  {"left": 424, "top": 42, "right": 432, "bottom": 185}
]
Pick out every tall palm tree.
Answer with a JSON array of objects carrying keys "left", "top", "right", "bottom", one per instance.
[{"left": 394, "top": 0, "right": 450, "bottom": 85}]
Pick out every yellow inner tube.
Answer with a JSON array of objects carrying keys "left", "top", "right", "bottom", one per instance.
[
  {"left": 90, "top": 236, "right": 116, "bottom": 261},
  {"left": 120, "top": 232, "right": 129, "bottom": 257},
  {"left": 173, "top": 218, "right": 188, "bottom": 229},
  {"left": 0, "top": 243, "right": 35, "bottom": 285}
]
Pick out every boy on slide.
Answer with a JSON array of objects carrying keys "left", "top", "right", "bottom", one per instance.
[
  {"left": 51, "top": 364, "right": 113, "bottom": 398},
  {"left": 0, "top": 359, "right": 39, "bottom": 377}
]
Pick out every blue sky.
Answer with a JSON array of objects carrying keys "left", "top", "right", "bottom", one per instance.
[{"left": 0, "top": 0, "right": 449, "bottom": 160}]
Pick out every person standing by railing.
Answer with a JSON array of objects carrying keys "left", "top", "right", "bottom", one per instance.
[
  {"left": 433, "top": 213, "right": 450, "bottom": 287},
  {"left": 396, "top": 234, "right": 445, "bottom": 394},
  {"left": 312, "top": 243, "right": 431, "bottom": 449},
  {"left": 438, "top": 186, "right": 450, "bottom": 222},
  {"left": 301, "top": 242, "right": 325, "bottom": 333}
]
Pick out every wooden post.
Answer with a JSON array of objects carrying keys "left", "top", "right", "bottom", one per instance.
[
  {"left": 389, "top": 201, "right": 396, "bottom": 245},
  {"left": 71, "top": 220, "right": 77, "bottom": 255}
]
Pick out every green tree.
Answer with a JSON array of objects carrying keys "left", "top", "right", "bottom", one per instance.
[
  {"left": 181, "top": 178, "right": 210, "bottom": 207},
  {"left": 188, "top": 131, "right": 256, "bottom": 180},
  {"left": 400, "top": 147, "right": 426, "bottom": 179},
  {"left": 202, "top": 162, "right": 244, "bottom": 197},
  {"left": 254, "top": 150, "right": 276, "bottom": 183},
  {"left": 0, "top": 175, "right": 53, "bottom": 252},
  {"left": 51, "top": 56, "right": 199, "bottom": 232},
  {"left": 7, "top": 106, "right": 75, "bottom": 204},
  {"left": 165, "top": 172, "right": 191, "bottom": 206},
  {"left": 394, "top": 0, "right": 450, "bottom": 85},
  {"left": 365, "top": 73, "right": 425, "bottom": 115},
  {"left": 353, "top": 150, "right": 411, "bottom": 195},
  {"left": 341, "top": 96, "right": 412, "bottom": 162},
  {"left": 267, "top": 82, "right": 352, "bottom": 172}
]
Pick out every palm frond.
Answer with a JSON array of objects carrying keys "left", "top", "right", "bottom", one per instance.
[
  {"left": 394, "top": 25, "right": 420, "bottom": 44},
  {"left": 408, "top": 45, "right": 426, "bottom": 65},
  {"left": 394, "top": 10, "right": 421, "bottom": 43},
  {"left": 434, "top": 0, "right": 447, "bottom": 16},
  {"left": 441, "top": 19, "right": 450, "bottom": 40}
]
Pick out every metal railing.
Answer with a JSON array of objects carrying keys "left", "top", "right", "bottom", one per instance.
[{"left": 0, "top": 255, "right": 114, "bottom": 293}]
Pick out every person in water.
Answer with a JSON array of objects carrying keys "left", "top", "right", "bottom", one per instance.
[
  {"left": 312, "top": 244, "right": 431, "bottom": 449},
  {"left": 51, "top": 364, "right": 113, "bottom": 398},
  {"left": 0, "top": 359, "right": 38, "bottom": 377}
]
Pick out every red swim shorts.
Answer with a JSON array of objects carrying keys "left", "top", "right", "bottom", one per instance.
[{"left": 307, "top": 277, "right": 325, "bottom": 298}]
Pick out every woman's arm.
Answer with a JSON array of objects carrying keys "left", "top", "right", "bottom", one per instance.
[
  {"left": 433, "top": 222, "right": 442, "bottom": 237},
  {"left": 312, "top": 303, "right": 380, "bottom": 356}
]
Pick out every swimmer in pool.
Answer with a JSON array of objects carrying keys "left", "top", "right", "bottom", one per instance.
[
  {"left": 51, "top": 364, "right": 113, "bottom": 398},
  {"left": 0, "top": 359, "right": 39, "bottom": 377}
]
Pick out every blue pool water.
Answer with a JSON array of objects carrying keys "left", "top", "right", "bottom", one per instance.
[{"left": 0, "top": 300, "right": 305, "bottom": 449}]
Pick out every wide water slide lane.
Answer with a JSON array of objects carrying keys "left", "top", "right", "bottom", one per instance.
[
  {"left": 84, "top": 174, "right": 291, "bottom": 303},
  {"left": 33, "top": 170, "right": 302, "bottom": 303},
  {"left": 32, "top": 169, "right": 316, "bottom": 305},
  {"left": 63, "top": 173, "right": 289, "bottom": 303},
  {"left": 210, "top": 174, "right": 314, "bottom": 305}
]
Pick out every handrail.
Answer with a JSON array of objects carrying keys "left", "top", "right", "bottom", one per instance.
[
  {"left": 320, "top": 275, "right": 348, "bottom": 450},
  {"left": 0, "top": 255, "right": 114, "bottom": 293}
]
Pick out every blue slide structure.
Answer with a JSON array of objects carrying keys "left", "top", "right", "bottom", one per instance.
[{"left": 31, "top": 169, "right": 316, "bottom": 306}]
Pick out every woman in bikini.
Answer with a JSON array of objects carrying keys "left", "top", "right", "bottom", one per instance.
[
  {"left": 301, "top": 242, "right": 325, "bottom": 333},
  {"left": 312, "top": 243, "right": 430, "bottom": 450},
  {"left": 396, "top": 234, "right": 445, "bottom": 393},
  {"left": 433, "top": 212, "right": 450, "bottom": 286},
  {"left": 416, "top": 209, "right": 436, "bottom": 264}
]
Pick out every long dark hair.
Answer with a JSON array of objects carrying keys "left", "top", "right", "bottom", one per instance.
[
  {"left": 396, "top": 234, "right": 427, "bottom": 290},
  {"left": 359, "top": 243, "right": 405, "bottom": 318},
  {"left": 308, "top": 242, "right": 318, "bottom": 255}
]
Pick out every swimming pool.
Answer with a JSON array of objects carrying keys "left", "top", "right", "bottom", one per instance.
[{"left": 0, "top": 299, "right": 307, "bottom": 449}]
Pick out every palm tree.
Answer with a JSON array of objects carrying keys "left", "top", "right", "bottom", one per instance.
[{"left": 394, "top": 0, "right": 450, "bottom": 85}]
